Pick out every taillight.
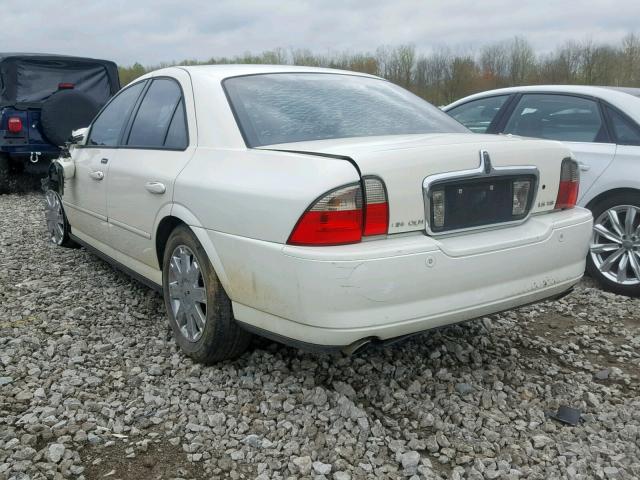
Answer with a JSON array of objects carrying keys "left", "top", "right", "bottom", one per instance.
[
  {"left": 288, "top": 184, "right": 364, "bottom": 245},
  {"left": 7, "top": 116, "right": 22, "bottom": 134},
  {"left": 288, "top": 177, "right": 390, "bottom": 246},
  {"left": 363, "top": 177, "right": 389, "bottom": 236},
  {"left": 58, "top": 82, "right": 75, "bottom": 90},
  {"left": 555, "top": 158, "right": 579, "bottom": 210}
]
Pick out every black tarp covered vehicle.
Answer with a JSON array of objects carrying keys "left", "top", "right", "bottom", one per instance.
[{"left": 0, "top": 53, "right": 120, "bottom": 192}]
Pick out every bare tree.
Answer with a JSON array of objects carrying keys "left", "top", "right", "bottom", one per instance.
[{"left": 118, "top": 33, "right": 640, "bottom": 102}]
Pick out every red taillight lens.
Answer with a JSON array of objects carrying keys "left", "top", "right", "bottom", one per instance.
[
  {"left": 363, "top": 177, "right": 389, "bottom": 236},
  {"left": 288, "top": 184, "right": 363, "bottom": 245},
  {"left": 288, "top": 178, "right": 390, "bottom": 246},
  {"left": 7, "top": 116, "right": 22, "bottom": 133},
  {"left": 555, "top": 158, "right": 579, "bottom": 210},
  {"left": 58, "top": 82, "right": 75, "bottom": 90}
]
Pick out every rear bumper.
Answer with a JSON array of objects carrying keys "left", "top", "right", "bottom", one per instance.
[{"left": 200, "top": 207, "right": 593, "bottom": 347}]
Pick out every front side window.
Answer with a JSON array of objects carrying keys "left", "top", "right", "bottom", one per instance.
[
  {"left": 504, "top": 94, "right": 606, "bottom": 143},
  {"left": 606, "top": 106, "right": 640, "bottom": 145},
  {"left": 127, "top": 78, "right": 185, "bottom": 148},
  {"left": 447, "top": 95, "right": 509, "bottom": 133},
  {"left": 224, "top": 73, "right": 468, "bottom": 147},
  {"left": 88, "top": 81, "right": 145, "bottom": 147}
]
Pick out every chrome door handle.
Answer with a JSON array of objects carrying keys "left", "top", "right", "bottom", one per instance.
[
  {"left": 144, "top": 181, "right": 166, "bottom": 194},
  {"left": 578, "top": 162, "right": 591, "bottom": 172},
  {"left": 89, "top": 170, "right": 104, "bottom": 180}
]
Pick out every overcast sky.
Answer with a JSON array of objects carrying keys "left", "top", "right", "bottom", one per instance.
[{"left": 2, "top": 1, "right": 639, "bottom": 66}]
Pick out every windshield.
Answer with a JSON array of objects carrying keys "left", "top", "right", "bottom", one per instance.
[
  {"left": 224, "top": 73, "right": 468, "bottom": 147},
  {"left": 15, "top": 59, "right": 112, "bottom": 104}
]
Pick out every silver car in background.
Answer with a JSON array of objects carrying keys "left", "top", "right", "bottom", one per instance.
[{"left": 444, "top": 85, "right": 640, "bottom": 297}]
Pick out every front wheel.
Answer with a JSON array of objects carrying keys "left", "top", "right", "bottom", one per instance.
[
  {"left": 162, "top": 225, "right": 252, "bottom": 363},
  {"left": 586, "top": 192, "right": 640, "bottom": 297},
  {"left": 44, "top": 189, "right": 76, "bottom": 247}
]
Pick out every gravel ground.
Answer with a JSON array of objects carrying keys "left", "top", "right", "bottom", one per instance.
[{"left": 1, "top": 192, "right": 639, "bottom": 480}]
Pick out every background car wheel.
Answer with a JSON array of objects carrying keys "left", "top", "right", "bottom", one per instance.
[
  {"left": 44, "top": 189, "right": 76, "bottom": 247},
  {"left": 162, "top": 225, "right": 252, "bottom": 363},
  {"left": 586, "top": 192, "right": 640, "bottom": 297},
  {"left": 0, "top": 154, "right": 10, "bottom": 194}
]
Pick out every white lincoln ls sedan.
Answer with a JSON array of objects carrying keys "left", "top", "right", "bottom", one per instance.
[{"left": 45, "top": 65, "right": 593, "bottom": 363}]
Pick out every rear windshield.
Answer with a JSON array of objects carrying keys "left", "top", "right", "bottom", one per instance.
[
  {"left": 224, "top": 73, "right": 467, "bottom": 147},
  {"left": 15, "top": 59, "right": 111, "bottom": 104}
]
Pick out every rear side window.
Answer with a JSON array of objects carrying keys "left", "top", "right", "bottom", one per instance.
[
  {"left": 447, "top": 95, "right": 509, "bottom": 133},
  {"left": 164, "top": 99, "right": 188, "bottom": 149},
  {"left": 606, "top": 106, "right": 640, "bottom": 145},
  {"left": 127, "top": 78, "right": 186, "bottom": 149},
  {"left": 88, "top": 81, "right": 145, "bottom": 147},
  {"left": 504, "top": 94, "right": 607, "bottom": 143}
]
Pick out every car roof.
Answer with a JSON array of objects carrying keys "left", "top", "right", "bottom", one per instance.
[
  {"left": 0, "top": 53, "right": 120, "bottom": 106},
  {"left": 0, "top": 52, "right": 118, "bottom": 67},
  {"left": 140, "top": 64, "right": 381, "bottom": 82},
  {"left": 444, "top": 84, "right": 640, "bottom": 123}
]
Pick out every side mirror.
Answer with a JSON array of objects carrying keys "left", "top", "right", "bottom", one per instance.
[{"left": 71, "top": 127, "right": 88, "bottom": 145}]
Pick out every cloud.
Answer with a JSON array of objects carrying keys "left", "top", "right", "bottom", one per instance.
[{"left": 2, "top": 0, "right": 638, "bottom": 65}]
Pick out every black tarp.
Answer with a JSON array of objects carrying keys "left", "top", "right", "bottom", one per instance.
[{"left": 0, "top": 53, "right": 120, "bottom": 107}]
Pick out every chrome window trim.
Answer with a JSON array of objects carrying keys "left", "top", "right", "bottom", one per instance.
[{"left": 422, "top": 150, "right": 540, "bottom": 236}]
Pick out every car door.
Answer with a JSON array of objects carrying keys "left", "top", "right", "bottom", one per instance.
[
  {"left": 445, "top": 95, "right": 512, "bottom": 133},
  {"left": 106, "top": 72, "right": 195, "bottom": 269},
  {"left": 64, "top": 81, "right": 146, "bottom": 244},
  {"left": 600, "top": 104, "right": 640, "bottom": 194},
  {"left": 501, "top": 93, "right": 616, "bottom": 203}
]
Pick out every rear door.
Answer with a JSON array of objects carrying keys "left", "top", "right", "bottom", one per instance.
[
  {"left": 106, "top": 71, "right": 196, "bottom": 269},
  {"left": 501, "top": 93, "right": 616, "bottom": 202},
  {"left": 65, "top": 81, "right": 146, "bottom": 243},
  {"left": 600, "top": 104, "right": 640, "bottom": 197}
]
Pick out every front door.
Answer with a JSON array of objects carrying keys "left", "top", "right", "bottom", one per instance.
[
  {"left": 106, "top": 73, "right": 195, "bottom": 269},
  {"left": 65, "top": 81, "right": 146, "bottom": 243}
]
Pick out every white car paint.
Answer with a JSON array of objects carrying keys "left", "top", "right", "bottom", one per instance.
[
  {"left": 443, "top": 85, "right": 640, "bottom": 209},
  {"left": 57, "top": 66, "right": 592, "bottom": 350}
]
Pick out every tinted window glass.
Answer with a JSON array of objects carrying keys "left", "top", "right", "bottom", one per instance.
[
  {"left": 88, "top": 81, "right": 145, "bottom": 146},
  {"left": 504, "top": 94, "right": 605, "bottom": 143},
  {"left": 127, "top": 79, "right": 182, "bottom": 148},
  {"left": 224, "top": 73, "right": 467, "bottom": 147},
  {"left": 164, "top": 99, "right": 188, "bottom": 149},
  {"left": 607, "top": 107, "right": 640, "bottom": 145},
  {"left": 447, "top": 95, "right": 509, "bottom": 133}
]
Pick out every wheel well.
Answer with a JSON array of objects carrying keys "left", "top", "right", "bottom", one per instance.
[
  {"left": 585, "top": 188, "right": 640, "bottom": 210},
  {"left": 156, "top": 216, "right": 186, "bottom": 269}
]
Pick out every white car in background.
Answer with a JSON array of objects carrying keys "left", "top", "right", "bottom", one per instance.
[
  {"left": 444, "top": 86, "right": 640, "bottom": 297},
  {"left": 45, "top": 66, "right": 592, "bottom": 363}
]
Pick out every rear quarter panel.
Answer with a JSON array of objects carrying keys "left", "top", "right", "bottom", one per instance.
[
  {"left": 173, "top": 148, "right": 360, "bottom": 243},
  {"left": 579, "top": 144, "right": 640, "bottom": 207}
]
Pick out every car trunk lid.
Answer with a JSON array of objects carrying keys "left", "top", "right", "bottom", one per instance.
[{"left": 260, "top": 133, "right": 571, "bottom": 235}]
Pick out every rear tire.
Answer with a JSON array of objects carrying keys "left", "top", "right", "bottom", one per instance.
[
  {"left": 586, "top": 192, "right": 640, "bottom": 297},
  {"left": 162, "top": 225, "right": 252, "bottom": 363},
  {"left": 0, "top": 154, "right": 10, "bottom": 194}
]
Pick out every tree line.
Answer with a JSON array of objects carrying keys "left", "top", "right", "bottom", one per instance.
[{"left": 119, "top": 34, "right": 640, "bottom": 105}]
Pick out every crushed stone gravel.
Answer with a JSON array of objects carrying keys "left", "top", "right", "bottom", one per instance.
[{"left": 1, "top": 192, "right": 639, "bottom": 479}]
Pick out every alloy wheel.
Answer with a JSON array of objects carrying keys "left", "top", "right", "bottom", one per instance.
[
  {"left": 590, "top": 205, "right": 640, "bottom": 286},
  {"left": 44, "top": 190, "right": 65, "bottom": 245},
  {"left": 168, "top": 245, "right": 208, "bottom": 342}
]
